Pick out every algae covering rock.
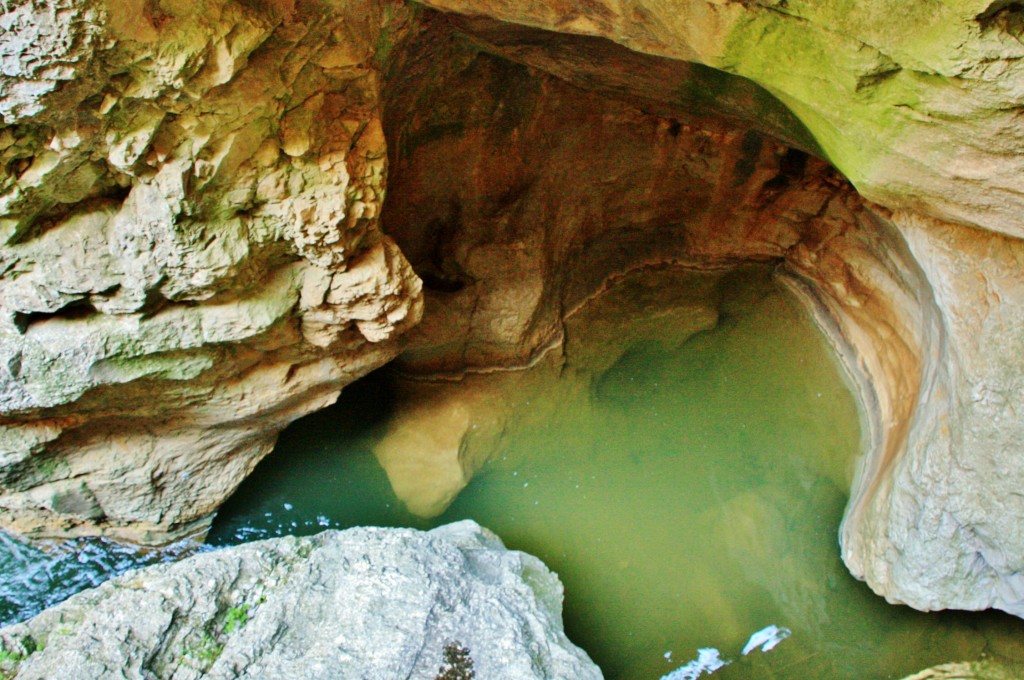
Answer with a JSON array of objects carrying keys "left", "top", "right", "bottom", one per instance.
[
  {"left": 0, "top": 0, "right": 423, "bottom": 543},
  {"left": 0, "top": 520, "right": 601, "bottom": 680},
  {"left": 417, "top": 0, "right": 1024, "bottom": 239}
]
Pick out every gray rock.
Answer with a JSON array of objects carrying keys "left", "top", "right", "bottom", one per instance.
[{"left": 0, "top": 521, "right": 602, "bottom": 680}]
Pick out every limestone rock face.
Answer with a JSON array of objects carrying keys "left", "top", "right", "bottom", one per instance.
[
  {"left": 0, "top": 0, "right": 423, "bottom": 542},
  {"left": 417, "top": 0, "right": 1024, "bottom": 239},
  {"left": 0, "top": 521, "right": 600, "bottom": 680},
  {"left": 841, "top": 212, "right": 1024, "bottom": 616},
  {"left": 2, "top": 0, "right": 1024, "bottom": 628},
  {"left": 903, "top": 659, "right": 1024, "bottom": 680}
]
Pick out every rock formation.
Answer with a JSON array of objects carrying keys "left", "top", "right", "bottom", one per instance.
[
  {"left": 0, "top": 0, "right": 423, "bottom": 543},
  {"left": 0, "top": 0, "right": 1022, "bottom": 624},
  {"left": 903, "top": 659, "right": 1024, "bottom": 680},
  {"left": 380, "top": 5, "right": 1024, "bottom": 618},
  {"left": 416, "top": 0, "right": 1024, "bottom": 238},
  {"left": 0, "top": 520, "right": 600, "bottom": 679},
  {"left": 0, "top": 520, "right": 598, "bottom": 675}
]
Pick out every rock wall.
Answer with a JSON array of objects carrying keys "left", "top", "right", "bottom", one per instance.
[
  {"left": 381, "top": 16, "right": 841, "bottom": 374},
  {"left": 0, "top": 0, "right": 423, "bottom": 543},
  {"left": 416, "top": 0, "right": 1024, "bottom": 238},
  {"left": 843, "top": 212, "right": 1024, "bottom": 615}
]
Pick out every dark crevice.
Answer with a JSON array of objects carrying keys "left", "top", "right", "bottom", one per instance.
[
  {"left": 5, "top": 156, "right": 34, "bottom": 179},
  {"left": 977, "top": 2, "right": 1024, "bottom": 42},
  {"left": 763, "top": 147, "right": 810, "bottom": 193},
  {"left": 13, "top": 299, "right": 100, "bottom": 334},
  {"left": 402, "top": 200, "right": 477, "bottom": 294},
  {"left": 977, "top": 1, "right": 1024, "bottom": 24},
  {"left": 139, "top": 286, "right": 173, "bottom": 320},
  {"left": 855, "top": 67, "right": 902, "bottom": 92},
  {"left": 6, "top": 187, "right": 132, "bottom": 247},
  {"left": 419, "top": 271, "right": 468, "bottom": 293}
]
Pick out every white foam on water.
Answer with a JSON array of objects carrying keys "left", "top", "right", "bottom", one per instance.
[
  {"left": 742, "top": 625, "right": 792, "bottom": 655},
  {"left": 661, "top": 624, "right": 792, "bottom": 679},
  {"left": 660, "top": 648, "right": 729, "bottom": 680}
]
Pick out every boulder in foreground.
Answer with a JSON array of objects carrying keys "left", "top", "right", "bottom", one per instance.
[{"left": 0, "top": 521, "right": 600, "bottom": 680}]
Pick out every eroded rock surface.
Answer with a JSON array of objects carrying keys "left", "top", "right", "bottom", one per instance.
[
  {"left": 0, "top": 520, "right": 600, "bottom": 679},
  {"left": 903, "top": 659, "right": 1024, "bottom": 680},
  {"left": 841, "top": 213, "right": 1024, "bottom": 615},
  {"left": 0, "top": 0, "right": 423, "bottom": 542},
  {"left": 417, "top": 0, "right": 1024, "bottom": 238}
]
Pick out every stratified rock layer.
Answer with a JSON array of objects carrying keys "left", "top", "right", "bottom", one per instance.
[
  {"left": 0, "top": 521, "right": 601, "bottom": 680},
  {"left": 842, "top": 212, "right": 1024, "bottom": 615},
  {"left": 0, "top": 0, "right": 423, "bottom": 542},
  {"left": 417, "top": 0, "right": 1024, "bottom": 238}
]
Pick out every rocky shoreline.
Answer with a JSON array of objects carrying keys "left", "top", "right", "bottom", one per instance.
[{"left": 0, "top": 521, "right": 600, "bottom": 679}]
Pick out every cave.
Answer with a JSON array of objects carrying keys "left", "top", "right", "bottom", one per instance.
[{"left": 1, "top": 1, "right": 1024, "bottom": 678}]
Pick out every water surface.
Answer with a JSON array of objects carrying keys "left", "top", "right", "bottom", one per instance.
[
  {"left": 0, "top": 532, "right": 204, "bottom": 626},
  {"left": 203, "top": 264, "right": 1024, "bottom": 678}
]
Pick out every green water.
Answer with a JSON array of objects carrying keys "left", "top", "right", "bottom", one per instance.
[{"left": 209, "top": 265, "right": 1024, "bottom": 679}]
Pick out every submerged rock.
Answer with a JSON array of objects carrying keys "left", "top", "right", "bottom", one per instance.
[
  {"left": 903, "top": 659, "right": 1024, "bottom": 680},
  {"left": 0, "top": 521, "right": 600, "bottom": 680}
]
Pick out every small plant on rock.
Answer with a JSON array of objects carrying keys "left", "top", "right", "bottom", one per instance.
[
  {"left": 223, "top": 604, "right": 249, "bottom": 635},
  {"left": 0, "top": 637, "right": 36, "bottom": 680},
  {"left": 435, "top": 641, "right": 475, "bottom": 680},
  {"left": 180, "top": 603, "right": 250, "bottom": 671},
  {"left": 0, "top": 649, "right": 24, "bottom": 680},
  {"left": 183, "top": 632, "right": 223, "bottom": 670}
]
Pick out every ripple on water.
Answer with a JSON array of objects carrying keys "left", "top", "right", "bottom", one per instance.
[{"left": 0, "top": 530, "right": 207, "bottom": 627}]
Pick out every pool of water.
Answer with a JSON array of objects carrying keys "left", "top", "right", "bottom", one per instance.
[
  {"left": 2, "top": 264, "right": 1021, "bottom": 677},
  {"left": 207, "top": 264, "right": 1024, "bottom": 679}
]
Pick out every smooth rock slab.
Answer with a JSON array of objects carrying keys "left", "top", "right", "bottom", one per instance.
[{"left": 0, "top": 521, "right": 601, "bottom": 680}]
